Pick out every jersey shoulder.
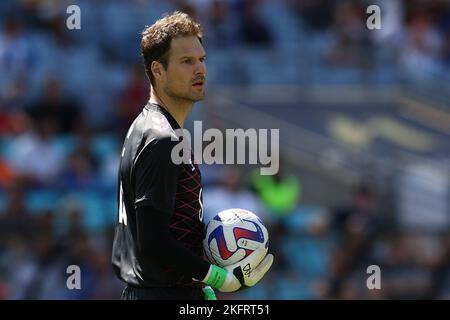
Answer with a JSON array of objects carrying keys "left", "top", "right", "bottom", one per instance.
[
  {"left": 135, "top": 106, "right": 179, "bottom": 142},
  {"left": 126, "top": 106, "right": 181, "bottom": 168}
]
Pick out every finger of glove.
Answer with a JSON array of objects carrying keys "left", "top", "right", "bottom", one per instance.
[
  {"left": 246, "top": 253, "right": 274, "bottom": 287},
  {"left": 229, "top": 245, "right": 267, "bottom": 271}
]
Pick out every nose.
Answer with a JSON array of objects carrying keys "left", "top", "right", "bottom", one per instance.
[{"left": 194, "top": 60, "right": 207, "bottom": 77}]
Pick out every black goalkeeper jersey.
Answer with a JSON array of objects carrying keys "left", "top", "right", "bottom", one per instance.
[{"left": 112, "top": 102, "right": 208, "bottom": 288}]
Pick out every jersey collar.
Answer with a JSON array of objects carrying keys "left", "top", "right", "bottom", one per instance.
[{"left": 145, "top": 102, "right": 181, "bottom": 130}]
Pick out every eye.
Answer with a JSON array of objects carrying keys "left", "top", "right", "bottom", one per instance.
[{"left": 200, "top": 56, "right": 207, "bottom": 62}]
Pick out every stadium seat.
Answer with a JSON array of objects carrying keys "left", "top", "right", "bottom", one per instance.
[{"left": 25, "top": 189, "right": 60, "bottom": 214}]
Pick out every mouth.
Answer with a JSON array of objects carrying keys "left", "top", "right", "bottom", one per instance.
[{"left": 192, "top": 80, "right": 205, "bottom": 87}]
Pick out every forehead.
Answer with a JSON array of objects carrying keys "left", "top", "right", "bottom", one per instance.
[{"left": 168, "top": 36, "right": 205, "bottom": 59}]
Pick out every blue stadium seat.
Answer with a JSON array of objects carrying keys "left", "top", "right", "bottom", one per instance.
[
  {"left": 104, "top": 194, "right": 118, "bottom": 226},
  {"left": 0, "top": 138, "right": 13, "bottom": 159},
  {"left": 91, "top": 134, "right": 119, "bottom": 162},
  {"left": 25, "top": 189, "right": 60, "bottom": 214},
  {"left": 54, "top": 135, "right": 76, "bottom": 157},
  {"left": 260, "top": 0, "right": 304, "bottom": 46},
  {"left": 0, "top": 192, "right": 7, "bottom": 214},
  {"left": 62, "top": 45, "right": 102, "bottom": 99},
  {"left": 277, "top": 277, "right": 310, "bottom": 299},
  {"left": 65, "top": 191, "right": 108, "bottom": 232},
  {"left": 27, "top": 32, "right": 62, "bottom": 96}
]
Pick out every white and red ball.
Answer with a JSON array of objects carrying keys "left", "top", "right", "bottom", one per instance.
[{"left": 203, "top": 208, "right": 269, "bottom": 267}]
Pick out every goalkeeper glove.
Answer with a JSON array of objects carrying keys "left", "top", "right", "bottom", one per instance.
[
  {"left": 202, "top": 286, "right": 218, "bottom": 300},
  {"left": 201, "top": 246, "right": 274, "bottom": 293}
]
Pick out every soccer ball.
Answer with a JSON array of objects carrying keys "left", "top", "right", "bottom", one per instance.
[{"left": 203, "top": 208, "right": 269, "bottom": 267}]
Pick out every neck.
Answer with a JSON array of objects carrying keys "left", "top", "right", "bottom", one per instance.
[{"left": 149, "top": 86, "right": 193, "bottom": 128}]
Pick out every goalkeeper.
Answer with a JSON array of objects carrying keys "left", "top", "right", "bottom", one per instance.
[{"left": 111, "top": 11, "right": 273, "bottom": 300}]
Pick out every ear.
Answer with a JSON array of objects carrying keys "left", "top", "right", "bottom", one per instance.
[{"left": 151, "top": 61, "right": 164, "bottom": 82}]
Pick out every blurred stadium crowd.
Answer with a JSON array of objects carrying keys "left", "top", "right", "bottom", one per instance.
[{"left": 0, "top": 0, "right": 450, "bottom": 299}]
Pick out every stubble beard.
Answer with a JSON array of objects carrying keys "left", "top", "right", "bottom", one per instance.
[{"left": 165, "top": 84, "right": 205, "bottom": 104}]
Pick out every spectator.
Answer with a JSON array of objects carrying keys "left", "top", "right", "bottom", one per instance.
[
  {"left": 175, "top": 0, "right": 198, "bottom": 21},
  {"left": 7, "top": 116, "right": 64, "bottom": 187},
  {"left": 238, "top": 0, "right": 272, "bottom": 46},
  {"left": 289, "top": 0, "right": 335, "bottom": 32},
  {"left": 326, "top": 0, "right": 373, "bottom": 68},
  {"left": 401, "top": 8, "right": 444, "bottom": 76},
  {"left": 205, "top": 0, "right": 237, "bottom": 48},
  {"left": 27, "top": 77, "right": 82, "bottom": 134},
  {"left": 0, "top": 80, "right": 31, "bottom": 136},
  {"left": 0, "top": 16, "right": 34, "bottom": 80},
  {"left": 0, "top": 183, "right": 32, "bottom": 242},
  {"left": 203, "top": 166, "right": 265, "bottom": 224},
  {"left": 19, "top": 233, "right": 68, "bottom": 299},
  {"left": 60, "top": 127, "right": 99, "bottom": 190},
  {"left": 326, "top": 183, "right": 384, "bottom": 298},
  {"left": 249, "top": 160, "right": 301, "bottom": 218},
  {"left": 116, "top": 63, "right": 148, "bottom": 136},
  {"left": 0, "top": 235, "right": 34, "bottom": 299},
  {"left": 248, "top": 160, "right": 301, "bottom": 283},
  {"left": 0, "top": 159, "right": 16, "bottom": 188}
]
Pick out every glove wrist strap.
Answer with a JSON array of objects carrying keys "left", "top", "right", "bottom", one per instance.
[{"left": 205, "top": 265, "right": 227, "bottom": 290}]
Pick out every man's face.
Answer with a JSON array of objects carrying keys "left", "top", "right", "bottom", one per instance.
[{"left": 160, "top": 36, "right": 207, "bottom": 102}]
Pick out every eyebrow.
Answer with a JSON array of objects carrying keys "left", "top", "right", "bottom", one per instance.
[{"left": 179, "top": 55, "right": 207, "bottom": 60}]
